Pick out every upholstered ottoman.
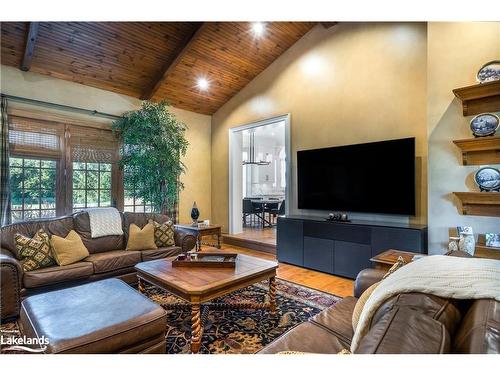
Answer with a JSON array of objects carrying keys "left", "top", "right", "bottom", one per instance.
[{"left": 19, "top": 278, "right": 167, "bottom": 354}]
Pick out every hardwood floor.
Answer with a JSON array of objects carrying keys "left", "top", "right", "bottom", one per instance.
[
  {"left": 222, "top": 227, "right": 277, "bottom": 253},
  {"left": 214, "top": 244, "right": 354, "bottom": 298}
]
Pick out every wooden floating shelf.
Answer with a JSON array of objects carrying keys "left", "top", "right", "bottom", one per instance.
[
  {"left": 475, "top": 244, "right": 500, "bottom": 260},
  {"left": 453, "top": 136, "right": 500, "bottom": 165},
  {"left": 453, "top": 192, "right": 500, "bottom": 217},
  {"left": 453, "top": 80, "right": 500, "bottom": 116}
]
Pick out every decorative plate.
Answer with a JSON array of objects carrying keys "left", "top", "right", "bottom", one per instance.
[
  {"left": 476, "top": 61, "right": 500, "bottom": 83},
  {"left": 470, "top": 113, "right": 499, "bottom": 137},
  {"left": 474, "top": 167, "right": 500, "bottom": 191}
]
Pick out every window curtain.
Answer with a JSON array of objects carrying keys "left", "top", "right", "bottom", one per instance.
[{"left": 0, "top": 96, "right": 11, "bottom": 226}]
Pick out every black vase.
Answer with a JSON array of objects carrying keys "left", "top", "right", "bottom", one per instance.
[{"left": 191, "top": 201, "right": 200, "bottom": 225}]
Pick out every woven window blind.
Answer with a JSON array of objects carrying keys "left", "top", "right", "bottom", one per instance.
[
  {"left": 68, "top": 125, "right": 118, "bottom": 164},
  {"left": 8, "top": 116, "right": 63, "bottom": 158}
]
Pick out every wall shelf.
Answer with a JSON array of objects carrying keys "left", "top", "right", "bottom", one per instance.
[
  {"left": 475, "top": 244, "right": 500, "bottom": 260},
  {"left": 453, "top": 136, "right": 500, "bottom": 165},
  {"left": 452, "top": 80, "right": 500, "bottom": 116},
  {"left": 453, "top": 192, "right": 500, "bottom": 216}
]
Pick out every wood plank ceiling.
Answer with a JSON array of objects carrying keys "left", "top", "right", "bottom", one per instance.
[{"left": 1, "top": 22, "right": 317, "bottom": 115}]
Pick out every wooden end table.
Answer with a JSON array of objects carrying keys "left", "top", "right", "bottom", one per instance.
[
  {"left": 175, "top": 224, "right": 222, "bottom": 251},
  {"left": 135, "top": 254, "right": 278, "bottom": 353},
  {"left": 370, "top": 249, "right": 427, "bottom": 271}
]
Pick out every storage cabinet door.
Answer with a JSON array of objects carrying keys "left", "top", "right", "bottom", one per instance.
[
  {"left": 334, "top": 241, "right": 372, "bottom": 279},
  {"left": 371, "top": 227, "right": 426, "bottom": 257},
  {"left": 303, "top": 236, "right": 334, "bottom": 274},
  {"left": 277, "top": 218, "right": 303, "bottom": 266}
]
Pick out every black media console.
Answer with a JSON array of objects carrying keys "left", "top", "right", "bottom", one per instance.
[{"left": 277, "top": 215, "right": 428, "bottom": 279}]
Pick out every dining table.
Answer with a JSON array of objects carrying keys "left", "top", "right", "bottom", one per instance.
[{"left": 250, "top": 199, "right": 283, "bottom": 228}]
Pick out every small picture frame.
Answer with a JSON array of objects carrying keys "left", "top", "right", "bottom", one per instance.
[
  {"left": 457, "top": 226, "right": 473, "bottom": 237},
  {"left": 485, "top": 233, "right": 500, "bottom": 248}
]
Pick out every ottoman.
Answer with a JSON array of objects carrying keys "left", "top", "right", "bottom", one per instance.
[{"left": 19, "top": 278, "right": 167, "bottom": 354}]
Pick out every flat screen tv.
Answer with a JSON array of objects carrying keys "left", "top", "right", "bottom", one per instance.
[{"left": 297, "top": 137, "right": 415, "bottom": 215}]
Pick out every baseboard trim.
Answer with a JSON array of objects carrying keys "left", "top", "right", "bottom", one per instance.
[{"left": 222, "top": 235, "right": 276, "bottom": 255}]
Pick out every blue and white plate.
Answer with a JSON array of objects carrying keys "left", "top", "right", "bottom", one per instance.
[
  {"left": 470, "top": 113, "right": 499, "bottom": 137},
  {"left": 474, "top": 167, "right": 500, "bottom": 191},
  {"left": 476, "top": 61, "right": 500, "bottom": 83}
]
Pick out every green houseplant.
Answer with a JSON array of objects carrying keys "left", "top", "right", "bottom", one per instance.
[{"left": 112, "top": 101, "right": 189, "bottom": 217}]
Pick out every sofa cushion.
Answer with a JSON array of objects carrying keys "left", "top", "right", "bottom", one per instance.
[
  {"left": 23, "top": 262, "right": 94, "bottom": 289},
  {"left": 123, "top": 213, "right": 171, "bottom": 240},
  {"left": 309, "top": 296, "right": 357, "bottom": 346},
  {"left": 73, "top": 211, "right": 124, "bottom": 254},
  {"left": 15, "top": 229, "right": 57, "bottom": 271},
  {"left": 1, "top": 216, "right": 74, "bottom": 259},
  {"left": 258, "top": 321, "right": 348, "bottom": 354},
  {"left": 141, "top": 246, "right": 182, "bottom": 262},
  {"left": 126, "top": 223, "right": 157, "bottom": 251},
  {"left": 19, "top": 278, "right": 167, "bottom": 353},
  {"left": 85, "top": 250, "right": 142, "bottom": 274},
  {"left": 454, "top": 299, "right": 500, "bottom": 354},
  {"left": 50, "top": 230, "right": 90, "bottom": 266},
  {"left": 149, "top": 219, "right": 175, "bottom": 247}
]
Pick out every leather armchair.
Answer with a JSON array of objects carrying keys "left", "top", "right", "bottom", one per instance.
[
  {"left": 174, "top": 227, "right": 197, "bottom": 253},
  {"left": 0, "top": 248, "right": 22, "bottom": 321}
]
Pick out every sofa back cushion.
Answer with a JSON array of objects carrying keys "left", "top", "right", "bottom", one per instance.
[
  {"left": 73, "top": 211, "right": 125, "bottom": 254},
  {"left": 1, "top": 216, "right": 74, "bottom": 260},
  {"left": 355, "top": 293, "right": 462, "bottom": 354},
  {"left": 122, "top": 213, "right": 170, "bottom": 241},
  {"left": 454, "top": 299, "right": 500, "bottom": 354}
]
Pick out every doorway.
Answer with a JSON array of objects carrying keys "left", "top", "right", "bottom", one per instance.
[{"left": 228, "top": 114, "right": 291, "bottom": 236}]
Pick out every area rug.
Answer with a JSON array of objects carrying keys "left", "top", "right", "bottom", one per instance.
[{"left": 0, "top": 279, "right": 341, "bottom": 354}]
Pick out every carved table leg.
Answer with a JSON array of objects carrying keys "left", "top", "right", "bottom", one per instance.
[
  {"left": 137, "top": 277, "right": 145, "bottom": 294},
  {"left": 190, "top": 303, "right": 203, "bottom": 353},
  {"left": 269, "top": 276, "right": 277, "bottom": 314}
]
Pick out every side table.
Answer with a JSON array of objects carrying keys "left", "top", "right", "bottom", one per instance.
[
  {"left": 370, "top": 249, "right": 426, "bottom": 271},
  {"left": 174, "top": 224, "right": 222, "bottom": 251}
]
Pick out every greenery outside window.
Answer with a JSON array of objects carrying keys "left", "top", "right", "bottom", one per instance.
[
  {"left": 9, "top": 157, "right": 57, "bottom": 222},
  {"left": 72, "top": 162, "right": 112, "bottom": 211},
  {"left": 123, "top": 167, "right": 154, "bottom": 213}
]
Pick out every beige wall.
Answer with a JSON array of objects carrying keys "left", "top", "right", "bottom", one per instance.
[
  {"left": 212, "top": 23, "right": 428, "bottom": 232},
  {"left": 0, "top": 65, "right": 212, "bottom": 224},
  {"left": 427, "top": 23, "right": 500, "bottom": 253}
]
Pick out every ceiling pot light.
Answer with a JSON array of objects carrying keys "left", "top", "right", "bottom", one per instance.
[
  {"left": 251, "top": 22, "right": 266, "bottom": 37},
  {"left": 197, "top": 77, "right": 209, "bottom": 90}
]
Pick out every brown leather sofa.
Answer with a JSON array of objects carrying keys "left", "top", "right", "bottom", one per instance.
[
  {"left": 260, "top": 268, "right": 500, "bottom": 354},
  {"left": 0, "top": 212, "right": 196, "bottom": 321}
]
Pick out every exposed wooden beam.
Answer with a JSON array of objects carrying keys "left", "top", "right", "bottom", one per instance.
[
  {"left": 141, "top": 22, "right": 207, "bottom": 100},
  {"left": 21, "top": 22, "right": 39, "bottom": 71},
  {"left": 320, "top": 22, "right": 338, "bottom": 29}
]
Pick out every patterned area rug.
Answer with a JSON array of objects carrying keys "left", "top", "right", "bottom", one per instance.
[{"left": 0, "top": 279, "right": 341, "bottom": 354}]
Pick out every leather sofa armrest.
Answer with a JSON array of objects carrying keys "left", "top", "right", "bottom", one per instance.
[
  {"left": 0, "top": 248, "right": 23, "bottom": 321},
  {"left": 354, "top": 268, "right": 386, "bottom": 298},
  {"left": 174, "top": 228, "right": 197, "bottom": 253}
]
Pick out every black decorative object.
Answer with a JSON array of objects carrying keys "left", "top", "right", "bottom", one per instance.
[
  {"left": 190, "top": 201, "right": 200, "bottom": 225},
  {"left": 326, "top": 212, "right": 350, "bottom": 222}
]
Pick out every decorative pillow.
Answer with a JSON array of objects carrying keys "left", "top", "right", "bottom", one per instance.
[
  {"left": 352, "top": 281, "right": 381, "bottom": 331},
  {"left": 50, "top": 230, "right": 90, "bottom": 266},
  {"left": 15, "top": 229, "right": 57, "bottom": 272},
  {"left": 126, "top": 223, "right": 157, "bottom": 251},
  {"left": 148, "top": 219, "right": 175, "bottom": 247},
  {"left": 352, "top": 256, "right": 408, "bottom": 330}
]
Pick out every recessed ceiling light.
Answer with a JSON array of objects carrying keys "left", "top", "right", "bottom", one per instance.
[
  {"left": 197, "top": 77, "right": 209, "bottom": 90},
  {"left": 251, "top": 22, "right": 265, "bottom": 37}
]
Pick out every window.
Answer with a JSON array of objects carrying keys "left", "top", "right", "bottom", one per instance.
[
  {"left": 9, "top": 157, "right": 57, "bottom": 222},
  {"left": 72, "top": 162, "right": 112, "bottom": 211},
  {"left": 123, "top": 167, "right": 154, "bottom": 213}
]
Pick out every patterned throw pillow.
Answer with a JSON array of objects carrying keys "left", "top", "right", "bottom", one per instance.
[
  {"left": 15, "top": 229, "right": 57, "bottom": 272},
  {"left": 149, "top": 219, "right": 175, "bottom": 247}
]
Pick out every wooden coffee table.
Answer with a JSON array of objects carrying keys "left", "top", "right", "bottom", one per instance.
[{"left": 135, "top": 254, "right": 278, "bottom": 353}]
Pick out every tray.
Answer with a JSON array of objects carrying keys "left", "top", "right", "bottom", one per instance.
[{"left": 172, "top": 252, "right": 238, "bottom": 268}]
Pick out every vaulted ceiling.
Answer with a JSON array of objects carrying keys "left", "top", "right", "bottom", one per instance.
[{"left": 1, "top": 22, "right": 318, "bottom": 115}]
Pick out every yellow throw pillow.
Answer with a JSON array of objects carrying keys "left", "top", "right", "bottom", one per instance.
[
  {"left": 126, "top": 223, "right": 157, "bottom": 251},
  {"left": 352, "top": 281, "right": 380, "bottom": 331},
  {"left": 15, "top": 229, "right": 57, "bottom": 272},
  {"left": 50, "top": 230, "right": 90, "bottom": 266},
  {"left": 148, "top": 219, "right": 175, "bottom": 247}
]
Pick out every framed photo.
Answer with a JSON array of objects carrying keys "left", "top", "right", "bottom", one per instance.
[{"left": 485, "top": 233, "right": 500, "bottom": 248}]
